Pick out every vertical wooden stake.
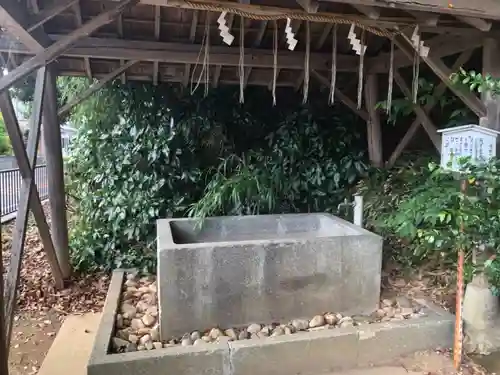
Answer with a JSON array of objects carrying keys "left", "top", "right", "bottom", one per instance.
[
  {"left": 42, "top": 67, "right": 71, "bottom": 279},
  {"left": 454, "top": 178, "right": 467, "bottom": 371}
]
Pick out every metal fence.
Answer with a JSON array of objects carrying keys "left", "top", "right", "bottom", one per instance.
[{"left": 0, "top": 165, "right": 48, "bottom": 217}]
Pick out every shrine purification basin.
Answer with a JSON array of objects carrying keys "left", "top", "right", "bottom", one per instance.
[{"left": 156, "top": 213, "right": 383, "bottom": 339}]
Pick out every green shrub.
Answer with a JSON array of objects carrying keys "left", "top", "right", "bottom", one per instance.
[{"left": 67, "top": 83, "right": 367, "bottom": 272}]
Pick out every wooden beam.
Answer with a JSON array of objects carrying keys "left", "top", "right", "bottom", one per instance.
[
  {"left": 311, "top": 70, "right": 369, "bottom": 121},
  {"left": 0, "top": 0, "right": 138, "bottom": 94},
  {"left": 386, "top": 49, "right": 472, "bottom": 167},
  {"left": 0, "top": 33, "right": 358, "bottom": 71},
  {"left": 352, "top": 4, "right": 379, "bottom": 20},
  {"left": 396, "top": 34, "right": 486, "bottom": 117},
  {"left": 59, "top": 60, "right": 137, "bottom": 117},
  {"left": 314, "top": 0, "right": 500, "bottom": 21},
  {"left": 42, "top": 67, "right": 71, "bottom": 279},
  {"left": 456, "top": 16, "right": 491, "bottom": 31},
  {"left": 0, "top": 67, "right": 64, "bottom": 351},
  {"left": 315, "top": 23, "right": 332, "bottom": 50},
  {"left": 72, "top": 1, "right": 92, "bottom": 81},
  {"left": 27, "top": 0, "right": 79, "bottom": 32},
  {"left": 296, "top": 0, "right": 319, "bottom": 13},
  {"left": 364, "top": 74, "right": 383, "bottom": 167},
  {"left": 369, "top": 34, "right": 483, "bottom": 73},
  {"left": 153, "top": 5, "right": 160, "bottom": 85}
]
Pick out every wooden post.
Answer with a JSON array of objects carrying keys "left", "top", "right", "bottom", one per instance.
[
  {"left": 0, "top": 180, "right": 8, "bottom": 375},
  {"left": 364, "top": 74, "right": 383, "bottom": 167},
  {"left": 482, "top": 38, "right": 500, "bottom": 132},
  {"left": 42, "top": 67, "right": 71, "bottom": 279}
]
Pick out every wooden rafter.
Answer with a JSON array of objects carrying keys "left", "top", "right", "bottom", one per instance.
[
  {"left": 0, "top": 0, "right": 138, "bottom": 94},
  {"left": 457, "top": 16, "right": 491, "bottom": 31},
  {"left": 244, "top": 20, "right": 268, "bottom": 88},
  {"left": 0, "top": 67, "right": 64, "bottom": 351},
  {"left": 296, "top": 0, "right": 319, "bottom": 13},
  {"left": 214, "top": 13, "right": 234, "bottom": 88},
  {"left": 116, "top": 15, "right": 127, "bottom": 85},
  {"left": 408, "top": 11, "right": 439, "bottom": 26},
  {"left": 72, "top": 1, "right": 92, "bottom": 81},
  {"left": 27, "top": 0, "right": 79, "bottom": 32},
  {"left": 315, "top": 23, "right": 332, "bottom": 50},
  {"left": 395, "top": 34, "right": 486, "bottom": 117},
  {"left": 352, "top": 4, "right": 379, "bottom": 20},
  {"left": 58, "top": 60, "right": 138, "bottom": 117},
  {"left": 183, "top": 10, "right": 198, "bottom": 88},
  {"left": 386, "top": 49, "right": 473, "bottom": 167},
  {"left": 153, "top": 5, "right": 161, "bottom": 85},
  {"left": 311, "top": 70, "right": 369, "bottom": 121}
]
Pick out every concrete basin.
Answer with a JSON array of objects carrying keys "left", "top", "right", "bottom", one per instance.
[{"left": 157, "top": 213, "right": 383, "bottom": 339}]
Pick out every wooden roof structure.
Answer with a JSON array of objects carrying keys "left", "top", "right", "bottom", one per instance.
[{"left": 0, "top": 1, "right": 499, "bottom": 372}]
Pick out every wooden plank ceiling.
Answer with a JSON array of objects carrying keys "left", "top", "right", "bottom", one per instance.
[{"left": 0, "top": 0, "right": 497, "bottom": 89}]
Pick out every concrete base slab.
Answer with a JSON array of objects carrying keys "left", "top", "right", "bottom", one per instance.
[
  {"left": 328, "top": 367, "right": 423, "bottom": 375},
  {"left": 87, "top": 271, "right": 455, "bottom": 375},
  {"left": 38, "top": 313, "right": 101, "bottom": 375}
]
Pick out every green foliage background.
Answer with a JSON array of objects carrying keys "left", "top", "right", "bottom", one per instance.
[{"left": 66, "top": 82, "right": 367, "bottom": 272}]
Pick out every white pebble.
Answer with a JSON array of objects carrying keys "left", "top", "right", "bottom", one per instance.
[
  {"left": 246, "top": 323, "right": 261, "bottom": 334},
  {"left": 309, "top": 315, "right": 325, "bottom": 328}
]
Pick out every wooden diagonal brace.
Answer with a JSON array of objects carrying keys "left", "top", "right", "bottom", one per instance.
[
  {"left": 0, "top": 0, "right": 137, "bottom": 94},
  {"left": 395, "top": 34, "right": 486, "bottom": 117},
  {"left": 0, "top": 67, "right": 64, "bottom": 352},
  {"left": 386, "top": 49, "right": 473, "bottom": 168},
  {"left": 393, "top": 71, "right": 441, "bottom": 150},
  {"left": 311, "top": 70, "right": 369, "bottom": 121},
  {"left": 58, "top": 60, "right": 137, "bottom": 117}
]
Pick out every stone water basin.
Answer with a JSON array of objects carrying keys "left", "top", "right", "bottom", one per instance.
[{"left": 157, "top": 213, "right": 383, "bottom": 339}]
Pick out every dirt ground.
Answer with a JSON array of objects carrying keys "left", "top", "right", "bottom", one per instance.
[{"left": 7, "top": 311, "right": 61, "bottom": 375}]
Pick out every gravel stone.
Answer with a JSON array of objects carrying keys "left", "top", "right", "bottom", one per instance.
[
  {"left": 309, "top": 315, "right": 325, "bottom": 328},
  {"left": 291, "top": 319, "right": 309, "bottom": 331},
  {"left": 246, "top": 323, "right": 261, "bottom": 334}
]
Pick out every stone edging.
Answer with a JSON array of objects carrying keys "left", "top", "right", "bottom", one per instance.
[{"left": 88, "top": 270, "right": 455, "bottom": 375}]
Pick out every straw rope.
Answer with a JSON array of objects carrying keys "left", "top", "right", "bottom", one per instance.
[{"left": 183, "top": 1, "right": 397, "bottom": 38}]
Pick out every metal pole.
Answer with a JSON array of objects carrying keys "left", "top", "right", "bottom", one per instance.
[
  {"left": 353, "top": 195, "right": 364, "bottom": 228},
  {"left": 42, "top": 67, "right": 71, "bottom": 279}
]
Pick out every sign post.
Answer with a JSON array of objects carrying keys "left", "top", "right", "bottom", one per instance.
[{"left": 437, "top": 124, "right": 500, "bottom": 370}]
